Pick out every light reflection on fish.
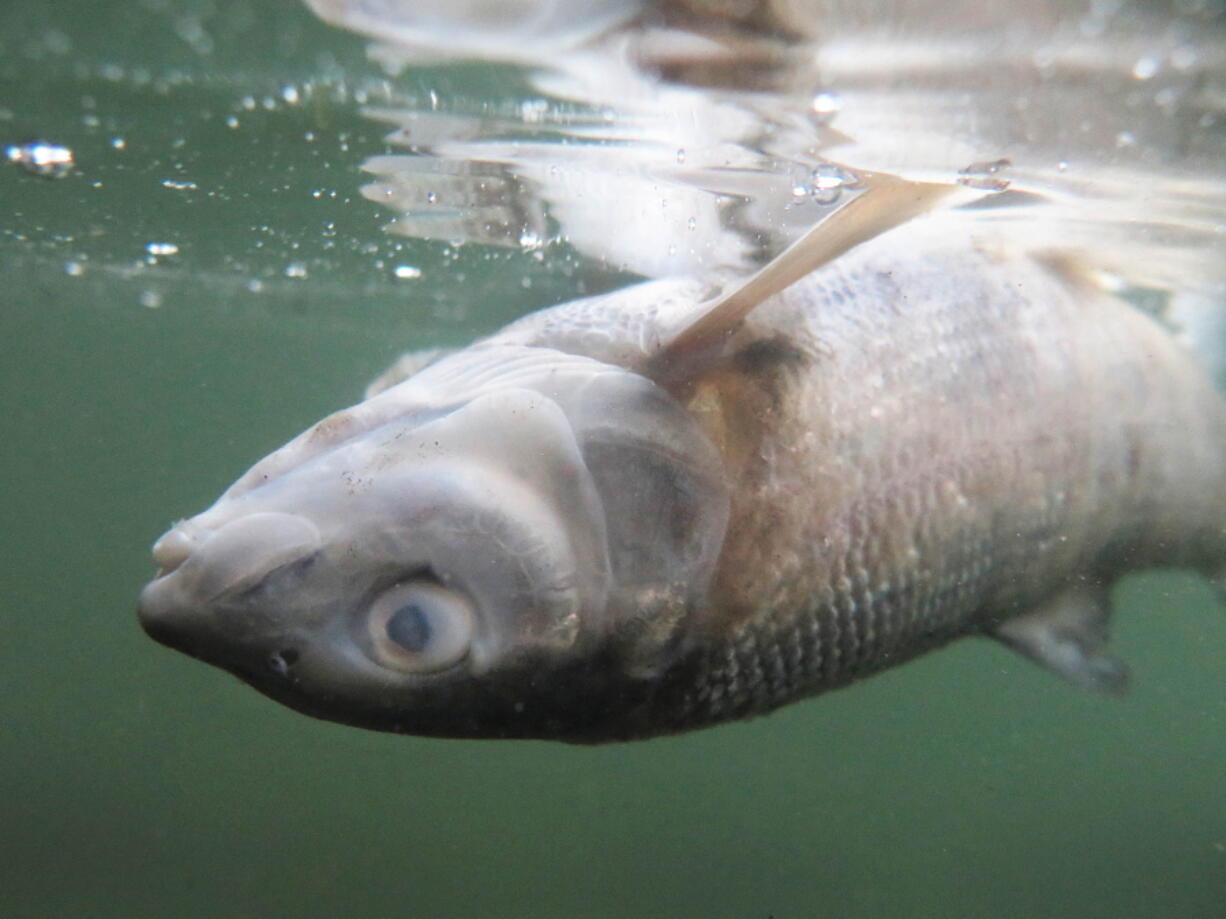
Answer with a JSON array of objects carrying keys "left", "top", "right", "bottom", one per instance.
[{"left": 137, "top": 179, "right": 1226, "bottom": 742}]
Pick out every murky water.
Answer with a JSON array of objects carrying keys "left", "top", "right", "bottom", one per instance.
[{"left": 2, "top": 2, "right": 1225, "bottom": 917}]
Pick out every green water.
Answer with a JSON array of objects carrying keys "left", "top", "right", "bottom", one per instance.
[{"left": 3, "top": 2, "right": 1225, "bottom": 917}]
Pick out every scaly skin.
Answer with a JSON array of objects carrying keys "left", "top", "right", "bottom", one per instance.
[{"left": 610, "top": 234, "right": 1226, "bottom": 736}]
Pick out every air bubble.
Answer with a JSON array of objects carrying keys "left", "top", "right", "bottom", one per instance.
[
  {"left": 43, "top": 29, "right": 72, "bottom": 56},
  {"left": 393, "top": 265, "right": 422, "bottom": 279},
  {"left": 1131, "top": 56, "right": 1161, "bottom": 80},
  {"left": 520, "top": 99, "right": 548, "bottom": 123},
  {"left": 6, "top": 140, "right": 74, "bottom": 178},
  {"left": 145, "top": 242, "right": 179, "bottom": 256},
  {"left": 957, "top": 158, "right": 1011, "bottom": 191},
  {"left": 811, "top": 92, "right": 841, "bottom": 121},
  {"left": 283, "top": 262, "right": 308, "bottom": 278},
  {"left": 811, "top": 163, "right": 857, "bottom": 204},
  {"left": 1170, "top": 45, "right": 1199, "bottom": 71},
  {"left": 1154, "top": 88, "right": 1179, "bottom": 110},
  {"left": 791, "top": 163, "right": 860, "bottom": 206}
]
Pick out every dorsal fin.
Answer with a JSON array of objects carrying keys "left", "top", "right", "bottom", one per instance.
[{"left": 644, "top": 171, "right": 954, "bottom": 386}]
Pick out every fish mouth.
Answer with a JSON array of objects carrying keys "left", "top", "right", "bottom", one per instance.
[
  {"left": 136, "top": 590, "right": 225, "bottom": 677},
  {"left": 137, "top": 514, "right": 317, "bottom": 668},
  {"left": 137, "top": 597, "right": 204, "bottom": 656},
  {"left": 136, "top": 575, "right": 218, "bottom": 661},
  {"left": 137, "top": 577, "right": 304, "bottom": 692}
]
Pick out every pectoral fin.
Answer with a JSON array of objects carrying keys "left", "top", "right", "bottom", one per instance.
[
  {"left": 644, "top": 169, "right": 953, "bottom": 386},
  {"left": 992, "top": 584, "right": 1129, "bottom": 694}
]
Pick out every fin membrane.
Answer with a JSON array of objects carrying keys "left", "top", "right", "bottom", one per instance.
[
  {"left": 645, "top": 170, "right": 954, "bottom": 385},
  {"left": 993, "top": 584, "right": 1129, "bottom": 694}
]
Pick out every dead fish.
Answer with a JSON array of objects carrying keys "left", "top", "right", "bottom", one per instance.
[{"left": 137, "top": 176, "right": 1226, "bottom": 742}]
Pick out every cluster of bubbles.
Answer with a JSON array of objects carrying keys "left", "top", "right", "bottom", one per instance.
[{"left": 6, "top": 140, "right": 74, "bottom": 178}]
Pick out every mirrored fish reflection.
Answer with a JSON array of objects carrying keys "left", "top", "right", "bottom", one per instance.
[
  {"left": 322, "top": 0, "right": 1226, "bottom": 298},
  {"left": 139, "top": 1, "right": 1226, "bottom": 741}
]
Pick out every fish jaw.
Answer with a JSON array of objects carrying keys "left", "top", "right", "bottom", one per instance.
[{"left": 138, "top": 511, "right": 323, "bottom": 667}]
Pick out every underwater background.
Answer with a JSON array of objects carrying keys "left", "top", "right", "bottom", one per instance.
[{"left": 3, "top": 1, "right": 1225, "bottom": 916}]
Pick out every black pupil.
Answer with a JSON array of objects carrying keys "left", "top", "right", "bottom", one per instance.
[{"left": 386, "top": 602, "right": 432, "bottom": 653}]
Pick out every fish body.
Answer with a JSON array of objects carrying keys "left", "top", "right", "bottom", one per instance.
[
  {"left": 489, "top": 225, "right": 1226, "bottom": 735},
  {"left": 138, "top": 219, "right": 1226, "bottom": 741}
]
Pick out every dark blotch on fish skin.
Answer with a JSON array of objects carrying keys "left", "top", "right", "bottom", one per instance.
[
  {"left": 733, "top": 335, "right": 809, "bottom": 377},
  {"left": 729, "top": 335, "right": 811, "bottom": 414}
]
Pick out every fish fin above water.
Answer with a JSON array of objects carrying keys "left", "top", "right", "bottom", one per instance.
[
  {"left": 643, "top": 171, "right": 953, "bottom": 386},
  {"left": 1034, "top": 252, "right": 1226, "bottom": 390},
  {"left": 1167, "top": 289, "right": 1226, "bottom": 391},
  {"left": 487, "top": 171, "right": 953, "bottom": 388},
  {"left": 992, "top": 584, "right": 1129, "bottom": 695},
  {"left": 365, "top": 347, "right": 456, "bottom": 399}
]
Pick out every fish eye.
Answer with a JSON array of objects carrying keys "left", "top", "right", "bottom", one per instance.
[{"left": 366, "top": 582, "right": 474, "bottom": 673}]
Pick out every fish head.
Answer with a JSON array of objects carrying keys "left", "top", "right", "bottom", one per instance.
[{"left": 138, "top": 347, "right": 729, "bottom": 739}]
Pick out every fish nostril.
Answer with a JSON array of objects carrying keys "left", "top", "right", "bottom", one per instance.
[
  {"left": 268, "top": 648, "right": 300, "bottom": 677},
  {"left": 188, "top": 512, "right": 322, "bottom": 601},
  {"left": 151, "top": 525, "right": 197, "bottom": 572}
]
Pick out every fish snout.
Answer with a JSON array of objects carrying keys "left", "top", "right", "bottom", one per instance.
[{"left": 138, "top": 512, "right": 322, "bottom": 652}]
